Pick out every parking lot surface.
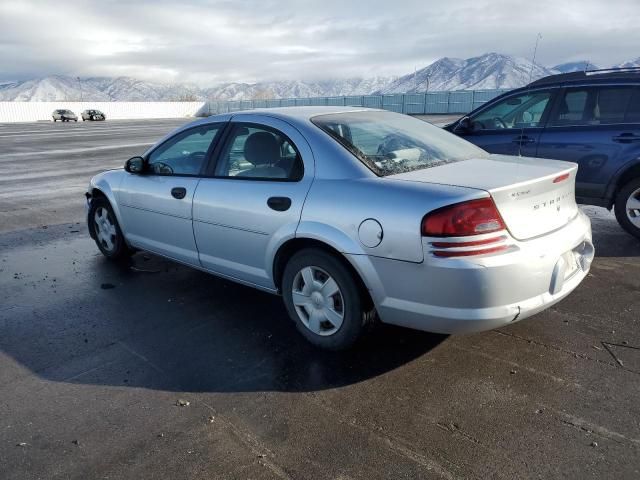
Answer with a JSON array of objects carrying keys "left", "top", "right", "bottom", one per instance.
[{"left": 1, "top": 119, "right": 640, "bottom": 479}]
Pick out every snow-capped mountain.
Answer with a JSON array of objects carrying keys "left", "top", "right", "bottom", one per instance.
[
  {"left": 1, "top": 53, "right": 638, "bottom": 102},
  {"left": 613, "top": 57, "right": 640, "bottom": 68},
  {"left": 552, "top": 61, "right": 599, "bottom": 73},
  {"left": 379, "top": 53, "right": 555, "bottom": 94}
]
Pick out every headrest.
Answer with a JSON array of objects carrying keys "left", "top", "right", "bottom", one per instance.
[{"left": 244, "top": 131, "right": 280, "bottom": 166}]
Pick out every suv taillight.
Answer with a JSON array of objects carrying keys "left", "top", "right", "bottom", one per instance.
[{"left": 422, "top": 198, "right": 506, "bottom": 237}]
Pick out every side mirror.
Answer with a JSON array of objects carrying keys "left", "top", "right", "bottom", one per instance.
[
  {"left": 453, "top": 116, "right": 471, "bottom": 133},
  {"left": 125, "top": 156, "right": 145, "bottom": 174}
]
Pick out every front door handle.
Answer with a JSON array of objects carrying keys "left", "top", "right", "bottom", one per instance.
[
  {"left": 512, "top": 135, "right": 535, "bottom": 144},
  {"left": 612, "top": 133, "right": 640, "bottom": 143},
  {"left": 267, "top": 197, "right": 291, "bottom": 211},
  {"left": 171, "top": 187, "right": 187, "bottom": 199}
]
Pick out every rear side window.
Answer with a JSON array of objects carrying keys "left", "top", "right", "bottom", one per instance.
[
  {"left": 214, "top": 124, "right": 303, "bottom": 181},
  {"left": 551, "top": 87, "right": 640, "bottom": 126}
]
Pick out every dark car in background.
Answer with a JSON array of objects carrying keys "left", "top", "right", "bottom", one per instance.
[
  {"left": 81, "top": 109, "right": 106, "bottom": 121},
  {"left": 447, "top": 68, "right": 640, "bottom": 239},
  {"left": 52, "top": 109, "right": 78, "bottom": 122}
]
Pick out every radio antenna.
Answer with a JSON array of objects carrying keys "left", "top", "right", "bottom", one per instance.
[{"left": 519, "top": 33, "right": 543, "bottom": 157}]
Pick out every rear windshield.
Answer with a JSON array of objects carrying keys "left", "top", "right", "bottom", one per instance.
[{"left": 311, "top": 111, "right": 487, "bottom": 176}]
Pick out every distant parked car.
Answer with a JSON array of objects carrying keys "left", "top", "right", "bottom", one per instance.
[
  {"left": 52, "top": 109, "right": 77, "bottom": 122},
  {"left": 86, "top": 107, "right": 593, "bottom": 350},
  {"left": 446, "top": 67, "right": 640, "bottom": 239},
  {"left": 81, "top": 109, "right": 106, "bottom": 121}
]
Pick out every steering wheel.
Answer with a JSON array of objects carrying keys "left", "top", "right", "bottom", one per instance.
[
  {"left": 492, "top": 117, "right": 507, "bottom": 129},
  {"left": 187, "top": 151, "right": 206, "bottom": 163}
]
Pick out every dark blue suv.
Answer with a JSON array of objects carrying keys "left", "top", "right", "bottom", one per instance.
[{"left": 446, "top": 68, "right": 640, "bottom": 239}]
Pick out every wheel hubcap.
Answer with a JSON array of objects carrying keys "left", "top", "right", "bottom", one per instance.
[
  {"left": 291, "top": 266, "right": 344, "bottom": 336},
  {"left": 626, "top": 187, "right": 640, "bottom": 228},
  {"left": 94, "top": 207, "right": 117, "bottom": 253}
]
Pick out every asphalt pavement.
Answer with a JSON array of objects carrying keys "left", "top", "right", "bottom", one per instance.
[{"left": 1, "top": 118, "right": 640, "bottom": 479}]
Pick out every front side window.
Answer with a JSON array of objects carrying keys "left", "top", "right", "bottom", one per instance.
[
  {"left": 312, "top": 111, "right": 487, "bottom": 176},
  {"left": 214, "top": 124, "right": 303, "bottom": 180},
  {"left": 147, "top": 124, "right": 221, "bottom": 176},
  {"left": 471, "top": 91, "right": 552, "bottom": 130}
]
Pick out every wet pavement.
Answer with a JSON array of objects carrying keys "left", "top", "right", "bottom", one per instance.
[{"left": 1, "top": 120, "right": 640, "bottom": 479}]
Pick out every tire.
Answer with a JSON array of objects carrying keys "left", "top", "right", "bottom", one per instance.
[
  {"left": 614, "top": 177, "right": 640, "bottom": 240},
  {"left": 282, "top": 248, "right": 368, "bottom": 350},
  {"left": 88, "top": 197, "right": 131, "bottom": 260}
]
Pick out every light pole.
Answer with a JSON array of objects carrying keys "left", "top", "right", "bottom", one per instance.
[
  {"left": 77, "top": 76, "right": 83, "bottom": 102},
  {"left": 425, "top": 73, "right": 431, "bottom": 94}
]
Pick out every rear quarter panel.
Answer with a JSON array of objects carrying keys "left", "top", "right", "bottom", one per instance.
[{"left": 299, "top": 177, "right": 484, "bottom": 263}]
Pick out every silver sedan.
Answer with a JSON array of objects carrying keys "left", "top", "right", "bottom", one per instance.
[{"left": 86, "top": 107, "right": 594, "bottom": 350}]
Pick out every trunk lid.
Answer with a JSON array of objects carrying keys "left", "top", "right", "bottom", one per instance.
[{"left": 390, "top": 154, "right": 578, "bottom": 240}]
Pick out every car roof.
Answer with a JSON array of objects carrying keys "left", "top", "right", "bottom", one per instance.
[
  {"left": 197, "top": 106, "right": 380, "bottom": 124},
  {"left": 528, "top": 68, "right": 640, "bottom": 89}
]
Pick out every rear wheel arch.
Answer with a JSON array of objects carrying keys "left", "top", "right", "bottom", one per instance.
[
  {"left": 606, "top": 161, "right": 640, "bottom": 208},
  {"left": 272, "top": 238, "right": 373, "bottom": 310}
]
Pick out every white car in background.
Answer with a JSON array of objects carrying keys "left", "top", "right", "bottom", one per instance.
[
  {"left": 52, "top": 109, "right": 77, "bottom": 122},
  {"left": 86, "top": 107, "right": 594, "bottom": 350}
]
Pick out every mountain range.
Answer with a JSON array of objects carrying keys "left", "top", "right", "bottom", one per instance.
[{"left": 1, "top": 53, "right": 637, "bottom": 102}]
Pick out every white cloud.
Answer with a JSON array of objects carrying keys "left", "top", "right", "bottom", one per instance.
[{"left": 0, "top": 0, "right": 638, "bottom": 85}]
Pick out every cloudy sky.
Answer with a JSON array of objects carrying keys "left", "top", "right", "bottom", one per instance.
[{"left": 1, "top": 0, "right": 638, "bottom": 85}]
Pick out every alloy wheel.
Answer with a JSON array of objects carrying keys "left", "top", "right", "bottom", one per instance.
[{"left": 626, "top": 187, "right": 640, "bottom": 228}]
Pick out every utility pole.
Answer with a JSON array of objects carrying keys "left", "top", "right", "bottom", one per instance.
[{"left": 77, "top": 76, "right": 83, "bottom": 102}]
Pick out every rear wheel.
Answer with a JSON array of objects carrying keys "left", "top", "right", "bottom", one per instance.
[
  {"left": 282, "top": 249, "right": 368, "bottom": 350},
  {"left": 88, "top": 198, "right": 131, "bottom": 260},
  {"left": 614, "top": 178, "right": 640, "bottom": 240}
]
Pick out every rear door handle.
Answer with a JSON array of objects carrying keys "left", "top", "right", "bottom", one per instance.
[
  {"left": 171, "top": 187, "right": 187, "bottom": 199},
  {"left": 612, "top": 133, "right": 640, "bottom": 143},
  {"left": 267, "top": 197, "right": 291, "bottom": 211},
  {"left": 512, "top": 135, "right": 535, "bottom": 144}
]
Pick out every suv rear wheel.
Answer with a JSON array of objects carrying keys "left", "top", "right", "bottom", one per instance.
[
  {"left": 282, "top": 248, "right": 368, "bottom": 350},
  {"left": 614, "top": 177, "right": 640, "bottom": 240}
]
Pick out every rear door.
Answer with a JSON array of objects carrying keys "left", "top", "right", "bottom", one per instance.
[
  {"left": 192, "top": 115, "right": 314, "bottom": 290},
  {"left": 459, "top": 89, "right": 554, "bottom": 156},
  {"left": 118, "top": 122, "right": 225, "bottom": 265},
  {"left": 536, "top": 85, "right": 640, "bottom": 203}
]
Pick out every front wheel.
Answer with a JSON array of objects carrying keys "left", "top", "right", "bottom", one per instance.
[
  {"left": 614, "top": 178, "right": 640, "bottom": 240},
  {"left": 88, "top": 198, "right": 131, "bottom": 260},
  {"left": 282, "top": 249, "right": 368, "bottom": 350}
]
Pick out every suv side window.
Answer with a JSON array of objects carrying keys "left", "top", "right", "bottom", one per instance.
[
  {"left": 471, "top": 90, "right": 552, "bottom": 131},
  {"left": 214, "top": 124, "right": 303, "bottom": 181},
  {"left": 550, "top": 86, "right": 639, "bottom": 126},
  {"left": 147, "top": 124, "right": 221, "bottom": 176}
]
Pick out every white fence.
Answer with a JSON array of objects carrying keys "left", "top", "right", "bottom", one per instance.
[{"left": 0, "top": 101, "right": 206, "bottom": 123}]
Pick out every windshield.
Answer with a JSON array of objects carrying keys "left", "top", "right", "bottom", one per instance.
[{"left": 311, "top": 111, "right": 487, "bottom": 176}]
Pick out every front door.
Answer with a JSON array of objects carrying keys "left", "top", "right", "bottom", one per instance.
[
  {"left": 536, "top": 85, "right": 640, "bottom": 203},
  {"left": 193, "top": 116, "right": 314, "bottom": 289},
  {"left": 460, "top": 89, "right": 554, "bottom": 156},
  {"left": 119, "top": 122, "right": 225, "bottom": 265}
]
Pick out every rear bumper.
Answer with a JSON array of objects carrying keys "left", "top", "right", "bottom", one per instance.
[{"left": 349, "top": 210, "right": 593, "bottom": 334}]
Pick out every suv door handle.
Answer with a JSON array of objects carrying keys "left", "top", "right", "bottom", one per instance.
[
  {"left": 171, "top": 187, "right": 187, "bottom": 199},
  {"left": 267, "top": 197, "right": 291, "bottom": 211},
  {"left": 612, "top": 133, "right": 640, "bottom": 143},
  {"left": 512, "top": 135, "right": 535, "bottom": 144}
]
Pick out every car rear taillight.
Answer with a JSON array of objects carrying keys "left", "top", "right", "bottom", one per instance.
[{"left": 421, "top": 198, "right": 506, "bottom": 237}]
